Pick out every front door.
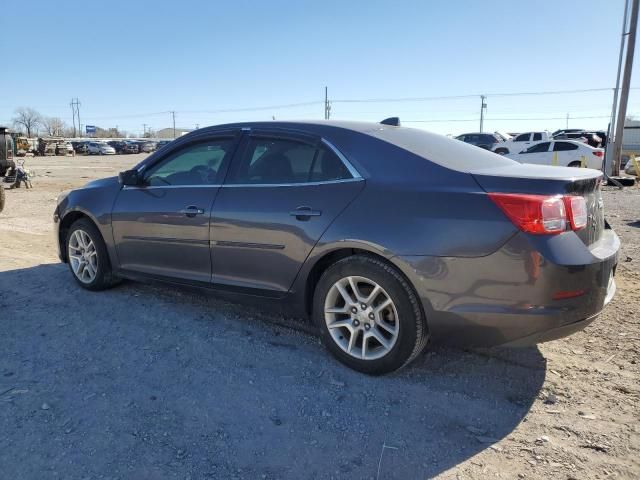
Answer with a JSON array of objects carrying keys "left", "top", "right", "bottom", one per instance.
[
  {"left": 111, "top": 135, "right": 239, "bottom": 283},
  {"left": 518, "top": 141, "right": 551, "bottom": 165},
  {"left": 210, "top": 131, "right": 364, "bottom": 294}
]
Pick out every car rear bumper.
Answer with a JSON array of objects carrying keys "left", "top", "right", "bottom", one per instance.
[{"left": 396, "top": 228, "right": 619, "bottom": 347}]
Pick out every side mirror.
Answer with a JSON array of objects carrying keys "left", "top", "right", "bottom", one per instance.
[{"left": 119, "top": 169, "right": 142, "bottom": 186}]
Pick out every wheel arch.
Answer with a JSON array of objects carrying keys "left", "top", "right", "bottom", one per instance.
[
  {"left": 302, "top": 245, "right": 427, "bottom": 325},
  {"left": 58, "top": 209, "right": 102, "bottom": 263}
]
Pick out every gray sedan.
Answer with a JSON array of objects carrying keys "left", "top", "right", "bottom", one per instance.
[{"left": 54, "top": 120, "right": 619, "bottom": 374}]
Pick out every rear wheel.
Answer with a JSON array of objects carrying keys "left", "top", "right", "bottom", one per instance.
[
  {"left": 66, "top": 218, "right": 117, "bottom": 290},
  {"left": 494, "top": 148, "right": 509, "bottom": 155},
  {"left": 568, "top": 161, "right": 582, "bottom": 168},
  {"left": 0, "top": 184, "right": 5, "bottom": 213},
  {"left": 313, "top": 255, "right": 428, "bottom": 374}
]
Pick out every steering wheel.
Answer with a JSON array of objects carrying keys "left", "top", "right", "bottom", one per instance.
[{"left": 190, "top": 164, "right": 218, "bottom": 184}]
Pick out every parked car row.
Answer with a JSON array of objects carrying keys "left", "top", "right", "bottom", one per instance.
[
  {"left": 455, "top": 129, "right": 607, "bottom": 169},
  {"left": 66, "top": 140, "right": 172, "bottom": 155}
]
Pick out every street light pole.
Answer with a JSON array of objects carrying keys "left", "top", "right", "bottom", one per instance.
[{"left": 479, "top": 95, "right": 487, "bottom": 133}]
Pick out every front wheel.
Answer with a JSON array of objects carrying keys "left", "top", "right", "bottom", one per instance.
[
  {"left": 66, "top": 218, "right": 116, "bottom": 290},
  {"left": 313, "top": 255, "right": 428, "bottom": 374}
]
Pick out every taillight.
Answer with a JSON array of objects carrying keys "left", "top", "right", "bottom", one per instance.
[
  {"left": 593, "top": 151, "right": 604, "bottom": 157},
  {"left": 564, "top": 195, "right": 587, "bottom": 230},
  {"left": 488, "top": 193, "right": 566, "bottom": 234},
  {"left": 488, "top": 193, "right": 587, "bottom": 235}
]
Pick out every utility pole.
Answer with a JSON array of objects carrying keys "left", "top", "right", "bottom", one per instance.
[
  {"left": 566, "top": 113, "right": 570, "bottom": 129},
  {"left": 612, "top": 0, "right": 638, "bottom": 176},
  {"left": 70, "top": 100, "right": 76, "bottom": 137},
  {"left": 143, "top": 123, "right": 147, "bottom": 137},
  {"left": 70, "top": 98, "right": 81, "bottom": 137},
  {"left": 171, "top": 111, "right": 176, "bottom": 139},
  {"left": 606, "top": 0, "right": 630, "bottom": 175},
  {"left": 324, "top": 86, "right": 331, "bottom": 120},
  {"left": 77, "top": 99, "right": 82, "bottom": 137},
  {"left": 479, "top": 95, "right": 487, "bottom": 133}
]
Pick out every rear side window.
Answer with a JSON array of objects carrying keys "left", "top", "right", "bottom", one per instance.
[
  {"left": 533, "top": 133, "right": 542, "bottom": 141},
  {"left": 514, "top": 133, "right": 530, "bottom": 142},
  {"left": 228, "top": 137, "right": 352, "bottom": 185},
  {"left": 553, "top": 141, "right": 579, "bottom": 151}
]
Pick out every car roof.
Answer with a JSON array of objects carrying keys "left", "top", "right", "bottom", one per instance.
[{"left": 177, "top": 120, "right": 517, "bottom": 173}]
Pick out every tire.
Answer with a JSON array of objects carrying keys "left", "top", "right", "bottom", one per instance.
[
  {"left": 313, "top": 255, "right": 428, "bottom": 374},
  {"left": 66, "top": 218, "right": 117, "bottom": 291},
  {"left": 568, "top": 161, "right": 582, "bottom": 168},
  {"left": 495, "top": 148, "right": 509, "bottom": 155},
  {"left": 0, "top": 184, "right": 5, "bottom": 213}
]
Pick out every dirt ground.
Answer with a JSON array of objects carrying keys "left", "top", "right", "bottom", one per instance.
[{"left": 0, "top": 154, "right": 638, "bottom": 480}]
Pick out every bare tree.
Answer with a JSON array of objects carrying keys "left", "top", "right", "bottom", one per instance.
[
  {"left": 42, "top": 116, "right": 67, "bottom": 137},
  {"left": 12, "top": 107, "right": 42, "bottom": 138}
]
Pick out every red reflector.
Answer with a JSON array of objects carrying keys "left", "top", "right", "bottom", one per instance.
[
  {"left": 552, "top": 289, "right": 588, "bottom": 300},
  {"left": 488, "top": 193, "right": 566, "bottom": 234},
  {"left": 593, "top": 151, "right": 604, "bottom": 157}
]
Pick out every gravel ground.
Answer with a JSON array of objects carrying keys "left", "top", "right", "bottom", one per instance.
[{"left": 0, "top": 155, "right": 638, "bottom": 479}]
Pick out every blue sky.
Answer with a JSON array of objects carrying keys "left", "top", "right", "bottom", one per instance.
[{"left": 1, "top": 0, "right": 638, "bottom": 136}]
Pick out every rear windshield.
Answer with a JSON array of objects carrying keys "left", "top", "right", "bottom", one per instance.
[{"left": 367, "top": 126, "right": 517, "bottom": 172}]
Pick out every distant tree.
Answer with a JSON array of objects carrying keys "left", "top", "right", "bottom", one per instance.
[
  {"left": 62, "top": 126, "right": 77, "bottom": 138},
  {"left": 12, "top": 107, "right": 42, "bottom": 138},
  {"left": 143, "top": 129, "right": 156, "bottom": 138},
  {"left": 42, "top": 116, "right": 67, "bottom": 137}
]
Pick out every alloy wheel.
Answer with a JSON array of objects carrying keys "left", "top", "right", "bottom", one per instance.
[
  {"left": 68, "top": 229, "right": 98, "bottom": 284},
  {"left": 324, "top": 276, "right": 399, "bottom": 360}
]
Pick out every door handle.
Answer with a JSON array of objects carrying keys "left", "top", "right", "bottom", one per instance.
[
  {"left": 289, "top": 206, "right": 322, "bottom": 221},
  {"left": 179, "top": 205, "right": 205, "bottom": 217}
]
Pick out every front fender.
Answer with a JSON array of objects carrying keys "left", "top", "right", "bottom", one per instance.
[{"left": 55, "top": 177, "right": 120, "bottom": 267}]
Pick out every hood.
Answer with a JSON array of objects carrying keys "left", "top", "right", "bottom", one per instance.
[{"left": 83, "top": 176, "right": 119, "bottom": 188}]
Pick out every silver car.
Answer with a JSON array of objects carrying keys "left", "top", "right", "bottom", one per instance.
[{"left": 87, "top": 142, "right": 116, "bottom": 155}]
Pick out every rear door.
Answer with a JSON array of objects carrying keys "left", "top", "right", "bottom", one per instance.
[
  {"left": 553, "top": 141, "right": 580, "bottom": 166},
  {"left": 210, "top": 130, "right": 364, "bottom": 294}
]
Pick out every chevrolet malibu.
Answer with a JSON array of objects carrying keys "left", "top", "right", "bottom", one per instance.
[{"left": 54, "top": 120, "right": 619, "bottom": 374}]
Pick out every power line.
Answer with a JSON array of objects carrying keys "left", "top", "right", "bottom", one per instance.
[
  {"left": 332, "top": 87, "right": 640, "bottom": 104},
  {"left": 403, "top": 115, "right": 612, "bottom": 123},
  {"left": 178, "top": 100, "right": 323, "bottom": 115}
]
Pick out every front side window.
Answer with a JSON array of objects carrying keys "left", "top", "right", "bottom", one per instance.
[
  {"left": 533, "top": 133, "right": 542, "bottom": 141},
  {"left": 523, "top": 142, "right": 550, "bottom": 154},
  {"left": 144, "top": 139, "right": 234, "bottom": 186},
  {"left": 514, "top": 133, "right": 530, "bottom": 142},
  {"left": 553, "top": 141, "right": 579, "bottom": 152},
  {"left": 228, "top": 137, "right": 352, "bottom": 185}
]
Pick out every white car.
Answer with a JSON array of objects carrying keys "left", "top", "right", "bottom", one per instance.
[
  {"left": 506, "top": 139, "right": 604, "bottom": 169},
  {"left": 493, "top": 131, "right": 551, "bottom": 155},
  {"left": 87, "top": 142, "right": 116, "bottom": 155}
]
